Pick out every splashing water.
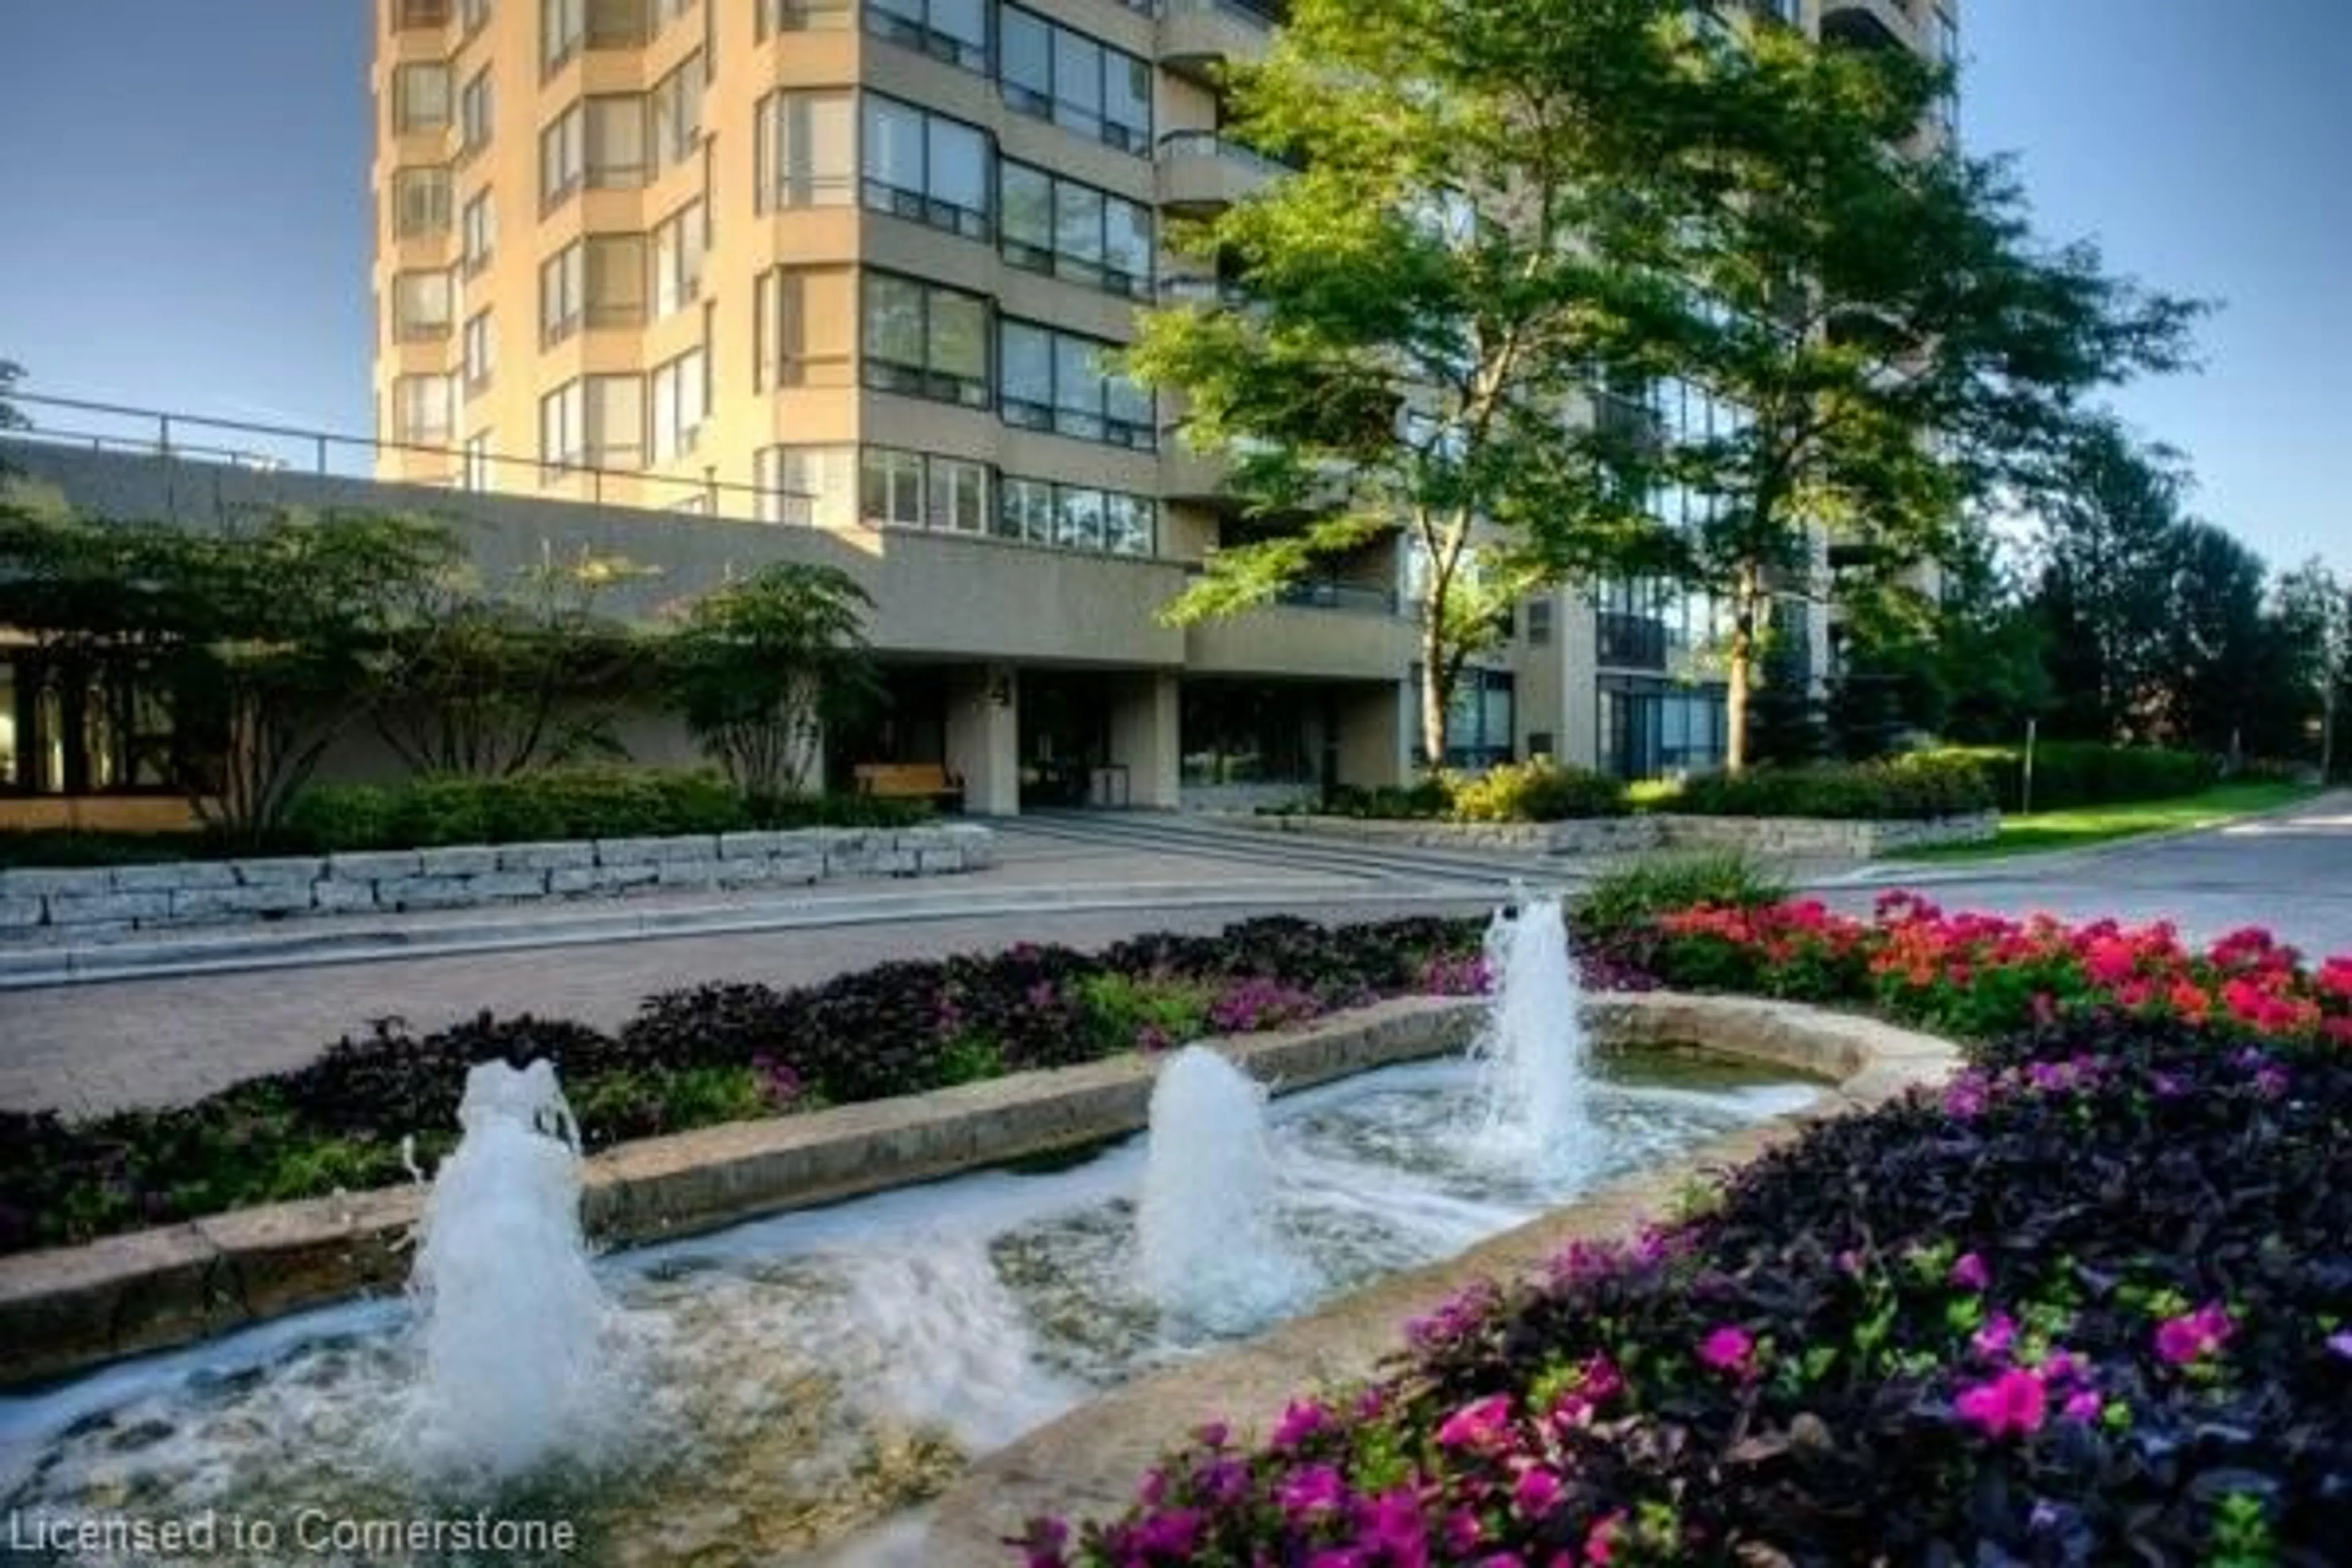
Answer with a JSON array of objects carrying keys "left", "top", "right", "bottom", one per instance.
[
  {"left": 1469, "top": 890, "right": 1597, "bottom": 1179},
  {"left": 403, "top": 1058, "right": 628, "bottom": 1484},
  {"left": 1135, "top": 1046, "right": 1315, "bottom": 1333}
]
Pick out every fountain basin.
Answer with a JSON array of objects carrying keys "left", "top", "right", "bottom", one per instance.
[
  {"left": 0, "top": 1007, "right": 1859, "bottom": 1565},
  {"left": 918, "top": 993, "right": 1963, "bottom": 1566},
  {"left": 0, "top": 999, "right": 1479, "bottom": 1389}
]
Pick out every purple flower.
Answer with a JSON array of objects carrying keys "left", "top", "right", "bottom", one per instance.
[
  {"left": 1441, "top": 1509, "right": 1484, "bottom": 1554},
  {"left": 1130, "top": 1507, "right": 1201, "bottom": 1558},
  {"left": 1012, "top": 1516, "right": 1069, "bottom": 1568},
  {"left": 1350, "top": 1488, "right": 1427, "bottom": 1561},
  {"left": 1949, "top": 1253, "right": 1990, "bottom": 1292},
  {"left": 1278, "top": 1463, "right": 1349, "bottom": 1520},
  {"left": 1955, "top": 1367, "right": 2048, "bottom": 1439},
  {"left": 1196, "top": 1457, "right": 1251, "bottom": 1507},
  {"left": 1194, "top": 1420, "right": 1230, "bottom": 1449},
  {"left": 1436, "top": 1393, "right": 1513, "bottom": 1450},
  {"left": 1698, "top": 1324, "right": 1755, "bottom": 1377},
  {"left": 1138, "top": 1468, "right": 1166, "bottom": 1507},
  {"left": 1271, "top": 1398, "right": 1332, "bottom": 1450},
  {"left": 2328, "top": 1330, "right": 2352, "bottom": 1361},
  {"left": 1943, "top": 1073, "right": 1991, "bottom": 1119},
  {"left": 2062, "top": 1389, "right": 2102, "bottom": 1422},
  {"left": 1512, "top": 1465, "right": 1565, "bottom": 1520},
  {"left": 2154, "top": 1302, "right": 2235, "bottom": 1366},
  {"left": 2253, "top": 1065, "right": 2290, "bottom": 1099},
  {"left": 1973, "top": 1311, "right": 2018, "bottom": 1359}
]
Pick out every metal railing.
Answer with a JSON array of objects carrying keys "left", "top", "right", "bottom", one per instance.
[
  {"left": 1161, "top": 0, "right": 1282, "bottom": 28},
  {"left": 1, "top": 390, "right": 814, "bottom": 527},
  {"left": 1596, "top": 611, "right": 1670, "bottom": 671}
]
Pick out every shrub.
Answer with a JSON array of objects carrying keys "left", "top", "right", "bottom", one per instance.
[
  {"left": 1572, "top": 851, "right": 1788, "bottom": 949},
  {"left": 1663, "top": 753, "right": 1994, "bottom": 820},
  {"left": 1920, "top": 742, "right": 2217, "bottom": 813},
  {"left": 1076, "top": 972, "right": 1215, "bottom": 1056},
  {"left": 1052, "top": 1019, "right": 2352, "bottom": 1567},
  {"left": 1450, "top": 761, "right": 1626, "bottom": 822},
  {"left": 1321, "top": 778, "right": 1456, "bottom": 820}
]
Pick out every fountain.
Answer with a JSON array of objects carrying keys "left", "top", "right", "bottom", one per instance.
[
  {"left": 1135, "top": 1046, "right": 1314, "bottom": 1333},
  {"left": 403, "top": 1058, "right": 627, "bottom": 1483},
  {"left": 1469, "top": 888, "right": 1597, "bottom": 1178}
]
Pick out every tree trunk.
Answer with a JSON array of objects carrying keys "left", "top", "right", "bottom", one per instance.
[
  {"left": 1418, "top": 614, "right": 1450, "bottom": 773},
  {"left": 1725, "top": 562, "right": 1761, "bottom": 775}
]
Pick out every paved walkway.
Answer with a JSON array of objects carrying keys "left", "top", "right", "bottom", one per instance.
[{"left": 3, "top": 799, "right": 2346, "bottom": 1118}]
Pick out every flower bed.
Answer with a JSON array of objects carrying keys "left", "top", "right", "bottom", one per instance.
[
  {"left": 1025, "top": 904, "right": 2352, "bottom": 1567},
  {"left": 0, "top": 916, "right": 1493, "bottom": 1256}
]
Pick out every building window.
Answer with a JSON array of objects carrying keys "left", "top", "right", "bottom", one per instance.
[
  {"left": 0, "top": 654, "right": 207, "bottom": 798},
  {"left": 754, "top": 265, "right": 856, "bottom": 389},
  {"left": 541, "top": 0, "right": 582, "bottom": 72},
  {"left": 865, "top": 0, "right": 989, "bottom": 74},
  {"left": 998, "top": 318, "right": 1153, "bottom": 448},
  {"left": 461, "top": 0, "right": 492, "bottom": 37},
  {"left": 861, "top": 273, "right": 990, "bottom": 409},
  {"left": 992, "top": 478, "right": 1154, "bottom": 555},
  {"left": 459, "top": 67, "right": 495, "bottom": 158},
  {"left": 861, "top": 96, "right": 992, "bottom": 241},
  {"left": 462, "top": 310, "right": 496, "bottom": 394},
  {"left": 756, "top": 444, "right": 854, "bottom": 527},
  {"left": 391, "top": 270, "right": 454, "bottom": 341},
  {"left": 757, "top": 0, "right": 852, "bottom": 33},
  {"left": 928, "top": 456, "right": 989, "bottom": 533},
  {"left": 1526, "top": 598, "right": 1553, "bottom": 647},
  {"left": 999, "top": 7, "right": 1151, "bottom": 154},
  {"left": 391, "top": 166, "right": 453, "bottom": 237},
  {"left": 585, "top": 95, "right": 648, "bottom": 189},
  {"left": 393, "top": 374, "right": 455, "bottom": 447},
  {"left": 461, "top": 189, "right": 495, "bottom": 276},
  {"left": 999, "top": 162, "right": 1151, "bottom": 297},
  {"left": 651, "top": 199, "right": 706, "bottom": 318},
  {"left": 393, "top": 63, "right": 453, "bottom": 133},
  {"left": 463, "top": 430, "right": 494, "bottom": 489},
  {"left": 652, "top": 0, "right": 698, "bottom": 33},
  {"left": 538, "top": 234, "right": 645, "bottom": 345},
  {"left": 860, "top": 447, "right": 927, "bottom": 528},
  {"left": 540, "top": 105, "right": 583, "bottom": 207},
  {"left": 394, "top": 0, "right": 453, "bottom": 30},
  {"left": 755, "top": 89, "right": 854, "bottom": 209},
  {"left": 538, "top": 374, "right": 643, "bottom": 476},
  {"left": 650, "top": 345, "right": 707, "bottom": 462},
  {"left": 1413, "top": 666, "right": 1515, "bottom": 771},
  {"left": 650, "top": 55, "right": 703, "bottom": 173}
]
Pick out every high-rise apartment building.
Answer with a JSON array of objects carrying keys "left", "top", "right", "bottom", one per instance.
[{"left": 368, "top": 0, "right": 1955, "bottom": 810}]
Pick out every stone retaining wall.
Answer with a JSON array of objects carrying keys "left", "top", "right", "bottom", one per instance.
[
  {"left": 1234, "top": 809, "right": 1997, "bottom": 858},
  {"left": 0, "top": 997, "right": 1477, "bottom": 1388},
  {"left": 0, "top": 824, "right": 996, "bottom": 946}
]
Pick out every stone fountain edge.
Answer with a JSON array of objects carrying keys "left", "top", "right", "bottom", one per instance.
[
  {"left": 913, "top": 994, "right": 1964, "bottom": 1568},
  {"left": 0, "top": 995, "right": 1489, "bottom": 1389}
]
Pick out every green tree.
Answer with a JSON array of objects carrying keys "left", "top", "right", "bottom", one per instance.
[
  {"left": 1634, "top": 22, "right": 2206, "bottom": 770},
  {"left": 2275, "top": 559, "right": 2352, "bottom": 778},
  {"left": 2153, "top": 519, "right": 2275, "bottom": 757},
  {"left": 170, "top": 511, "right": 459, "bottom": 841},
  {"left": 0, "top": 359, "right": 24, "bottom": 432},
  {"left": 663, "top": 564, "right": 880, "bottom": 799},
  {"left": 2029, "top": 422, "right": 2197, "bottom": 741},
  {"left": 1126, "top": 0, "right": 1693, "bottom": 767},
  {"left": 370, "top": 546, "right": 650, "bottom": 778}
]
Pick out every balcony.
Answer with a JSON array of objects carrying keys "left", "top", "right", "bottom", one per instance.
[
  {"left": 1158, "top": 0, "right": 1279, "bottom": 88},
  {"left": 1155, "top": 130, "right": 1284, "bottom": 216},
  {"left": 1184, "top": 597, "right": 1416, "bottom": 682},
  {"left": 1820, "top": 0, "right": 1916, "bottom": 52}
]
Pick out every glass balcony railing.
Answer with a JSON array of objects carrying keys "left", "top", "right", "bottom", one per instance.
[{"left": 1155, "top": 130, "right": 1292, "bottom": 179}]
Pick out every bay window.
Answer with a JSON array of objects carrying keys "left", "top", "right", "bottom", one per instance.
[{"left": 756, "top": 89, "right": 854, "bottom": 208}]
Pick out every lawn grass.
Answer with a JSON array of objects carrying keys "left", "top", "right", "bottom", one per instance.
[{"left": 1901, "top": 779, "right": 2318, "bottom": 862}]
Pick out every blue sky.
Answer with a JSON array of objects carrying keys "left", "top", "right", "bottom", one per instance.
[{"left": 0, "top": 1, "right": 2343, "bottom": 570}]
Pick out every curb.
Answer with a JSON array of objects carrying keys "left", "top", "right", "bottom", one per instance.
[
  {"left": 1812, "top": 788, "right": 2345, "bottom": 888},
  {"left": 0, "top": 881, "right": 1515, "bottom": 991}
]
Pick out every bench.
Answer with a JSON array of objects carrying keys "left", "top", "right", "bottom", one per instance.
[{"left": 854, "top": 762, "right": 965, "bottom": 811}]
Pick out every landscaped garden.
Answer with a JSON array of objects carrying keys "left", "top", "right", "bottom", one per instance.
[{"left": 1012, "top": 892, "right": 2352, "bottom": 1566}]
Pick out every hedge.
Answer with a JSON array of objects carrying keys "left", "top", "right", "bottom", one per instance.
[
  {"left": 1920, "top": 742, "right": 2217, "bottom": 813},
  {"left": 1660, "top": 753, "right": 1995, "bottom": 821}
]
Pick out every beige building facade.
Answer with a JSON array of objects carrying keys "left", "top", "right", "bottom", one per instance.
[{"left": 365, "top": 0, "right": 1956, "bottom": 810}]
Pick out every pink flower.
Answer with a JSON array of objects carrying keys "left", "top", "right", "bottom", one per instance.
[
  {"left": 1442, "top": 1509, "right": 1485, "bottom": 1554},
  {"left": 1973, "top": 1312, "right": 2018, "bottom": 1359},
  {"left": 1585, "top": 1510, "right": 1629, "bottom": 1564},
  {"left": 1954, "top": 1367, "right": 2049, "bottom": 1439},
  {"left": 1949, "top": 1253, "right": 1990, "bottom": 1291},
  {"left": 1436, "top": 1393, "right": 1514, "bottom": 1450},
  {"left": 1512, "top": 1466, "right": 1565, "bottom": 1520},
  {"left": 1272, "top": 1398, "right": 1332, "bottom": 1449},
  {"left": 2329, "top": 1330, "right": 2352, "bottom": 1361},
  {"left": 1351, "top": 1488, "right": 1427, "bottom": 1561},
  {"left": 2063, "top": 1389, "right": 2102, "bottom": 1422},
  {"left": 1698, "top": 1324, "right": 1755, "bottom": 1377},
  {"left": 2154, "top": 1302, "right": 2235, "bottom": 1366}
]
